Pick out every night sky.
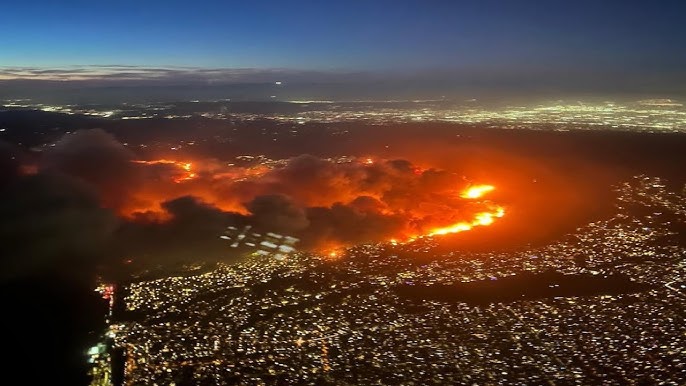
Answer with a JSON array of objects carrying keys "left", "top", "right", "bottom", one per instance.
[{"left": 1, "top": 0, "right": 685, "bottom": 93}]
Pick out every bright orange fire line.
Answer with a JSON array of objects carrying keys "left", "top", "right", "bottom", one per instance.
[
  {"left": 427, "top": 205, "right": 505, "bottom": 236},
  {"left": 427, "top": 184, "right": 504, "bottom": 237}
]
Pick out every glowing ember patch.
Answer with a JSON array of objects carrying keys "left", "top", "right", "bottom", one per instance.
[
  {"left": 326, "top": 250, "right": 343, "bottom": 260},
  {"left": 19, "top": 164, "right": 39, "bottom": 175},
  {"left": 461, "top": 184, "right": 495, "bottom": 199}
]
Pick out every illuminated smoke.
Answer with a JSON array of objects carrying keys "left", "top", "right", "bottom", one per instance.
[
  {"left": 125, "top": 155, "right": 506, "bottom": 248},
  {"left": 131, "top": 159, "right": 197, "bottom": 183}
]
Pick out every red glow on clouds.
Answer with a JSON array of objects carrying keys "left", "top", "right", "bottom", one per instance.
[{"left": 120, "top": 156, "right": 506, "bottom": 246}]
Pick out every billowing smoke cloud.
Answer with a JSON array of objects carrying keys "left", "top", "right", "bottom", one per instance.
[
  {"left": 0, "top": 130, "right": 504, "bottom": 280},
  {"left": 0, "top": 140, "right": 119, "bottom": 281},
  {"left": 42, "top": 129, "right": 143, "bottom": 210},
  {"left": 303, "top": 203, "right": 406, "bottom": 247},
  {"left": 113, "top": 196, "right": 246, "bottom": 264},
  {"left": 246, "top": 194, "right": 310, "bottom": 233},
  {"left": 193, "top": 153, "right": 487, "bottom": 248}
]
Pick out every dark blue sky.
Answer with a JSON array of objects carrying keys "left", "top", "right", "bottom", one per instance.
[{"left": 1, "top": 0, "right": 685, "bottom": 93}]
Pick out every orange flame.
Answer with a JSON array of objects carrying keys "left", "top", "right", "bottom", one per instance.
[
  {"left": 460, "top": 184, "right": 495, "bottom": 199},
  {"left": 427, "top": 184, "right": 504, "bottom": 237},
  {"left": 427, "top": 206, "right": 505, "bottom": 236}
]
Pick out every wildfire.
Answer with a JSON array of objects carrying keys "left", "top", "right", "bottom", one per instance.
[
  {"left": 132, "top": 159, "right": 197, "bottom": 183},
  {"left": 427, "top": 184, "right": 504, "bottom": 237},
  {"left": 427, "top": 206, "right": 505, "bottom": 236},
  {"left": 124, "top": 156, "right": 506, "bottom": 247},
  {"left": 460, "top": 184, "right": 495, "bottom": 199}
]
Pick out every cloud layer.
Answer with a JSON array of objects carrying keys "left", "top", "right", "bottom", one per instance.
[{"left": 0, "top": 65, "right": 367, "bottom": 84}]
